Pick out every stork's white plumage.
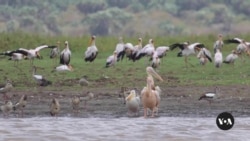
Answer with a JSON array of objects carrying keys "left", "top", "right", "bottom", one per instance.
[
  {"left": 170, "top": 42, "right": 205, "bottom": 67},
  {"left": 223, "top": 50, "right": 238, "bottom": 65},
  {"left": 60, "top": 41, "right": 71, "bottom": 65},
  {"left": 154, "top": 46, "right": 169, "bottom": 58},
  {"left": 115, "top": 37, "right": 125, "bottom": 61},
  {"left": 54, "top": 64, "right": 73, "bottom": 72},
  {"left": 0, "top": 51, "right": 25, "bottom": 66},
  {"left": 32, "top": 66, "right": 52, "bottom": 86},
  {"left": 85, "top": 35, "right": 98, "bottom": 62},
  {"left": 213, "top": 34, "right": 224, "bottom": 53},
  {"left": 197, "top": 48, "right": 212, "bottom": 65},
  {"left": 224, "top": 37, "right": 250, "bottom": 55},
  {"left": 105, "top": 51, "right": 117, "bottom": 68},
  {"left": 50, "top": 41, "right": 60, "bottom": 59},
  {"left": 214, "top": 49, "right": 223, "bottom": 68},
  {"left": 135, "top": 39, "right": 155, "bottom": 61},
  {"left": 125, "top": 90, "right": 140, "bottom": 116}
]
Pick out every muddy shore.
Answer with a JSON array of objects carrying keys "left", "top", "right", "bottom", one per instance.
[{"left": 1, "top": 85, "right": 250, "bottom": 118}]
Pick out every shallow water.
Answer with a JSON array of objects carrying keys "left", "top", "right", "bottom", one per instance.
[{"left": 0, "top": 117, "right": 249, "bottom": 141}]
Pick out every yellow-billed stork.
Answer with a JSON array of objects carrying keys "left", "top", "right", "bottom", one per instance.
[
  {"left": 60, "top": 41, "right": 71, "bottom": 65},
  {"left": 53, "top": 64, "right": 73, "bottom": 72},
  {"left": 213, "top": 34, "right": 224, "bottom": 53},
  {"left": 105, "top": 51, "right": 117, "bottom": 68},
  {"left": 85, "top": 36, "right": 98, "bottom": 62},
  {"left": 223, "top": 50, "right": 239, "bottom": 65},
  {"left": 0, "top": 50, "right": 25, "bottom": 66},
  {"left": 214, "top": 49, "right": 223, "bottom": 68},
  {"left": 197, "top": 48, "right": 212, "bottom": 66},
  {"left": 115, "top": 37, "right": 125, "bottom": 61},
  {"left": 135, "top": 39, "right": 155, "bottom": 61}
]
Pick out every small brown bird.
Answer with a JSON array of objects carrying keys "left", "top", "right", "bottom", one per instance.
[
  {"left": 13, "top": 94, "right": 28, "bottom": 117},
  {"left": 0, "top": 80, "right": 13, "bottom": 101},
  {"left": 71, "top": 95, "right": 80, "bottom": 116},
  {"left": 50, "top": 98, "right": 60, "bottom": 117},
  {"left": 81, "top": 92, "right": 94, "bottom": 110},
  {"left": 1, "top": 100, "right": 13, "bottom": 117}
]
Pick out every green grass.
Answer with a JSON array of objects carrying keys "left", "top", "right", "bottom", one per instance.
[{"left": 1, "top": 32, "right": 250, "bottom": 92}]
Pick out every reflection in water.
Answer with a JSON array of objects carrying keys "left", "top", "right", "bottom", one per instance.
[{"left": 1, "top": 117, "right": 249, "bottom": 141}]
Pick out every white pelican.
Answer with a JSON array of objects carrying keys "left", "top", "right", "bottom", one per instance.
[
  {"left": 0, "top": 80, "right": 13, "bottom": 101},
  {"left": 16, "top": 45, "right": 56, "bottom": 64},
  {"left": 85, "top": 36, "right": 98, "bottom": 62},
  {"left": 32, "top": 66, "right": 52, "bottom": 86},
  {"left": 214, "top": 49, "right": 223, "bottom": 68},
  {"left": 197, "top": 48, "right": 212, "bottom": 66},
  {"left": 115, "top": 37, "right": 125, "bottom": 61},
  {"left": 105, "top": 51, "right": 117, "bottom": 68},
  {"left": 50, "top": 98, "right": 60, "bottom": 117},
  {"left": 135, "top": 39, "right": 155, "bottom": 61},
  {"left": 53, "top": 64, "right": 73, "bottom": 72},
  {"left": 0, "top": 50, "right": 25, "bottom": 66},
  {"left": 13, "top": 94, "right": 27, "bottom": 117},
  {"left": 60, "top": 41, "right": 71, "bottom": 65},
  {"left": 223, "top": 50, "right": 238, "bottom": 65},
  {"left": 71, "top": 95, "right": 80, "bottom": 116},
  {"left": 125, "top": 90, "right": 140, "bottom": 117},
  {"left": 213, "top": 34, "right": 224, "bottom": 53},
  {"left": 199, "top": 87, "right": 220, "bottom": 104},
  {"left": 154, "top": 86, "right": 162, "bottom": 116},
  {"left": 170, "top": 42, "right": 205, "bottom": 67},
  {"left": 0, "top": 100, "right": 13, "bottom": 117},
  {"left": 141, "top": 67, "right": 163, "bottom": 118}
]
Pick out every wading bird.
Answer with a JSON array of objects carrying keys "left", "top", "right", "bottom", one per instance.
[
  {"left": 213, "top": 34, "right": 224, "bottom": 53},
  {"left": 60, "top": 41, "right": 71, "bottom": 65},
  {"left": 0, "top": 80, "right": 13, "bottom": 101},
  {"left": 13, "top": 94, "right": 27, "bottom": 117},
  {"left": 50, "top": 98, "right": 60, "bottom": 117},
  {"left": 135, "top": 39, "right": 155, "bottom": 61},
  {"left": 32, "top": 66, "right": 52, "bottom": 86},
  {"left": 214, "top": 49, "right": 223, "bottom": 68},
  {"left": 53, "top": 64, "right": 73, "bottom": 72},
  {"left": 0, "top": 50, "right": 25, "bottom": 66},
  {"left": 85, "top": 36, "right": 98, "bottom": 62},
  {"left": 125, "top": 90, "right": 140, "bottom": 117},
  {"left": 80, "top": 92, "right": 94, "bottom": 110},
  {"left": 170, "top": 42, "right": 205, "bottom": 67},
  {"left": 16, "top": 45, "right": 56, "bottom": 65},
  {"left": 71, "top": 95, "right": 80, "bottom": 116},
  {"left": 50, "top": 41, "right": 60, "bottom": 65},
  {"left": 1, "top": 100, "right": 13, "bottom": 117},
  {"left": 223, "top": 50, "right": 238, "bottom": 65},
  {"left": 105, "top": 51, "right": 117, "bottom": 68},
  {"left": 197, "top": 48, "right": 212, "bottom": 66},
  {"left": 224, "top": 38, "right": 250, "bottom": 60},
  {"left": 115, "top": 37, "right": 125, "bottom": 61},
  {"left": 141, "top": 67, "right": 163, "bottom": 118},
  {"left": 199, "top": 87, "right": 220, "bottom": 105}
]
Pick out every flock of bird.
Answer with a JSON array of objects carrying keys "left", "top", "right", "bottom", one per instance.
[{"left": 0, "top": 34, "right": 249, "bottom": 118}]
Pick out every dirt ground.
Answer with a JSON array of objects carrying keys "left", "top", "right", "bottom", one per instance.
[{"left": 2, "top": 84, "right": 250, "bottom": 118}]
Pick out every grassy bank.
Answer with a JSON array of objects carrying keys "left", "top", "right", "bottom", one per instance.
[{"left": 0, "top": 32, "right": 250, "bottom": 92}]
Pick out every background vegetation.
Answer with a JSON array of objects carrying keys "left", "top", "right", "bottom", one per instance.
[{"left": 0, "top": 0, "right": 250, "bottom": 36}]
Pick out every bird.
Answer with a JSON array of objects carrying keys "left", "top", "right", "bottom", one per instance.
[
  {"left": 154, "top": 86, "right": 162, "bottom": 116},
  {"left": 170, "top": 42, "right": 205, "bottom": 67},
  {"left": 199, "top": 87, "right": 220, "bottom": 104},
  {"left": 16, "top": 45, "right": 56, "bottom": 65},
  {"left": 50, "top": 41, "right": 60, "bottom": 66},
  {"left": 13, "top": 94, "right": 27, "bottom": 117},
  {"left": 80, "top": 91, "right": 94, "bottom": 110},
  {"left": 223, "top": 50, "right": 239, "bottom": 65},
  {"left": 1, "top": 100, "right": 13, "bottom": 117},
  {"left": 154, "top": 46, "right": 170, "bottom": 59},
  {"left": 50, "top": 98, "right": 60, "bottom": 117},
  {"left": 71, "top": 95, "right": 81, "bottom": 116},
  {"left": 124, "top": 42, "right": 135, "bottom": 60},
  {"left": 0, "top": 80, "right": 13, "bottom": 101},
  {"left": 214, "top": 49, "right": 223, "bottom": 68},
  {"left": 85, "top": 35, "right": 98, "bottom": 62},
  {"left": 213, "top": 34, "right": 224, "bottom": 54},
  {"left": 32, "top": 66, "right": 52, "bottom": 86},
  {"left": 60, "top": 41, "right": 71, "bottom": 65},
  {"left": 125, "top": 90, "right": 140, "bottom": 117},
  {"left": 79, "top": 76, "right": 89, "bottom": 87},
  {"left": 105, "top": 51, "right": 117, "bottom": 68},
  {"left": 151, "top": 56, "right": 161, "bottom": 69},
  {"left": 224, "top": 38, "right": 250, "bottom": 59},
  {"left": 53, "top": 64, "right": 73, "bottom": 72},
  {"left": 196, "top": 48, "right": 212, "bottom": 66},
  {"left": 141, "top": 67, "right": 163, "bottom": 118},
  {"left": 115, "top": 37, "right": 125, "bottom": 61},
  {"left": 0, "top": 50, "right": 25, "bottom": 66},
  {"left": 135, "top": 39, "right": 155, "bottom": 61}
]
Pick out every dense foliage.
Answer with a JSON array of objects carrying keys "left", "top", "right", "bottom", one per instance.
[{"left": 0, "top": 0, "right": 250, "bottom": 36}]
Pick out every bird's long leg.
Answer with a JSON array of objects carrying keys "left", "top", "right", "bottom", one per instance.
[
  {"left": 144, "top": 108, "right": 147, "bottom": 118},
  {"left": 185, "top": 56, "right": 188, "bottom": 68},
  {"left": 151, "top": 108, "right": 155, "bottom": 117}
]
